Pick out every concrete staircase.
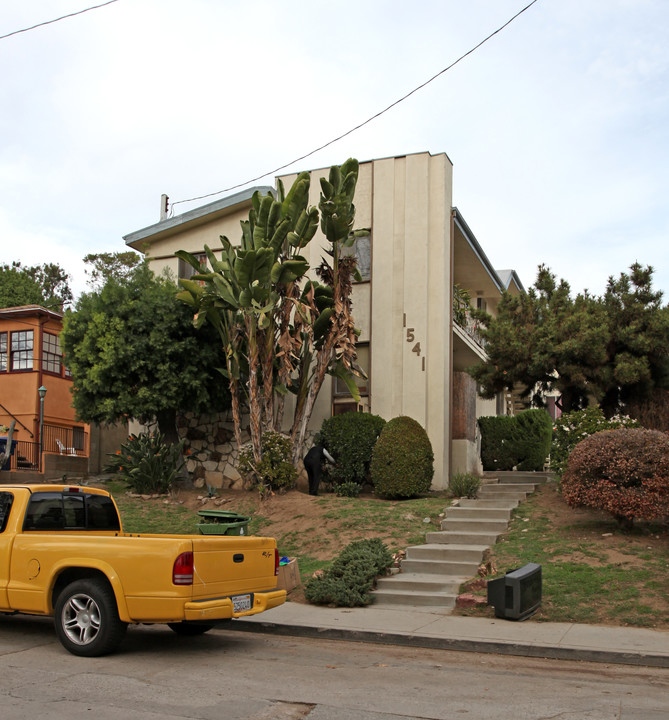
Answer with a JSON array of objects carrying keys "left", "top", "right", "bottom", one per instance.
[{"left": 371, "top": 474, "right": 547, "bottom": 609}]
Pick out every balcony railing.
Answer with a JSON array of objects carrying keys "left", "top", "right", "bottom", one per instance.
[
  {"left": 42, "top": 424, "right": 88, "bottom": 456},
  {"left": 453, "top": 295, "right": 487, "bottom": 349},
  {"left": 3, "top": 440, "right": 39, "bottom": 471},
  {"left": 1, "top": 424, "right": 88, "bottom": 472}
]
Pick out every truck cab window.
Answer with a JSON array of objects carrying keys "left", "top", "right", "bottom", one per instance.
[
  {"left": 23, "top": 493, "right": 65, "bottom": 530},
  {"left": 23, "top": 492, "right": 119, "bottom": 531},
  {"left": 86, "top": 494, "right": 120, "bottom": 531}
]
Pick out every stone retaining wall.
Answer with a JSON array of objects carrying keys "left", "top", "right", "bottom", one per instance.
[{"left": 176, "top": 411, "right": 314, "bottom": 491}]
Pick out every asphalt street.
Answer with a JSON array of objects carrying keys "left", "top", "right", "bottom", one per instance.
[{"left": 0, "top": 615, "right": 667, "bottom": 720}]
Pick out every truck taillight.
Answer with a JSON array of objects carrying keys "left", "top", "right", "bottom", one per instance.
[
  {"left": 173, "top": 551, "right": 194, "bottom": 585},
  {"left": 275, "top": 548, "right": 279, "bottom": 576}
]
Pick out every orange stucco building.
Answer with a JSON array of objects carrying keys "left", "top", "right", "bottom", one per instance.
[{"left": 0, "top": 305, "right": 88, "bottom": 473}]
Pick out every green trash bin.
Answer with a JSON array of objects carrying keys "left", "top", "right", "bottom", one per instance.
[{"left": 196, "top": 509, "right": 250, "bottom": 536}]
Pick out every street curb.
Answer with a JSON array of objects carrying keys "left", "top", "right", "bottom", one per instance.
[{"left": 229, "top": 620, "right": 669, "bottom": 669}]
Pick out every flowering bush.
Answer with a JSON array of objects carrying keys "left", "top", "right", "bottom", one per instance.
[
  {"left": 550, "top": 407, "right": 639, "bottom": 477},
  {"left": 561, "top": 428, "right": 669, "bottom": 528},
  {"left": 103, "top": 431, "right": 186, "bottom": 494},
  {"left": 238, "top": 431, "right": 297, "bottom": 495}
]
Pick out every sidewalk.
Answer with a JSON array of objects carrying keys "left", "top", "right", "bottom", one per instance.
[{"left": 234, "top": 601, "right": 669, "bottom": 668}]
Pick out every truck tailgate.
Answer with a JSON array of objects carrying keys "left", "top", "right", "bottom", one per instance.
[{"left": 190, "top": 535, "right": 278, "bottom": 598}]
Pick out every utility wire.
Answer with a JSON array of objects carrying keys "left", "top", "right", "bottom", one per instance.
[
  {"left": 0, "top": 0, "right": 120, "bottom": 41},
  {"left": 171, "top": 0, "right": 540, "bottom": 211}
]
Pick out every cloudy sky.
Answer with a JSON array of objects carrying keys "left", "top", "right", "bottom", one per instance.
[{"left": 1, "top": 0, "right": 667, "bottom": 301}]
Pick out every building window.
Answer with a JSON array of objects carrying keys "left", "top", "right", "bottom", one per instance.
[
  {"left": 0, "top": 333, "right": 6, "bottom": 372},
  {"left": 334, "top": 343, "right": 369, "bottom": 397},
  {"left": 340, "top": 234, "right": 371, "bottom": 281},
  {"left": 42, "top": 332, "right": 63, "bottom": 375},
  {"left": 178, "top": 252, "right": 207, "bottom": 280},
  {"left": 10, "top": 330, "right": 33, "bottom": 371}
]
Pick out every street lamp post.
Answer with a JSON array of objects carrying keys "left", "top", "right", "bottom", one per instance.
[{"left": 38, "top": 385, "right": 46, "bottom": 472}]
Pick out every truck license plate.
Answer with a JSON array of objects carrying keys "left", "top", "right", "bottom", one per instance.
[{"left": 232, "top": 594, "right": 252, "bottom": 612}]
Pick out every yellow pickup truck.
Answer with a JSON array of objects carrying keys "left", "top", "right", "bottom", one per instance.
[{"left": 0, "top": 484, "right": 286, "bottom": 656}]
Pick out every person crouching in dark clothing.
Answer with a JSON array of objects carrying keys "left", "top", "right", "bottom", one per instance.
[{"left": 303, "top": 445, "right": 335, "bottom": 496}]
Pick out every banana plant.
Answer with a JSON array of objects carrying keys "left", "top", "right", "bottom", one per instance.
[
  {"left": 176, "top": 243, "right": 247, "bottom": 454},
  {"left": 177, "top": 159, "right": 367, "bottom": 472},
  {"left": 290, "top": 159, "right": 370, "bottom": 463}
]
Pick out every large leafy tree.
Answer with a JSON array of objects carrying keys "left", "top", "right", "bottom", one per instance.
[
  {"left": 61, "top": 262, "right": 229, "bottom": 440},
  {"left": 83, "top": 251, "right": 142, "bottom": 289},
  {"left": 0, "top": 261, "right": 72, "bottom": 311},
  {"left": 469, "top": 263, "right": 669, "bottom": 417},
  {"left": 599, "top": 263, "right": 669, "bottom": 417},
  {"left": 177, "top": 158, "right": 368, "bottom": 465}
]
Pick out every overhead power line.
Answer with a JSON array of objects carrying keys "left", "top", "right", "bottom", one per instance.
[
  {"left": 170, "top": 0, "right": 540, "bottom": 211},
  {"left": 0, "top": 0, "right": 120, "bottom": 41}
]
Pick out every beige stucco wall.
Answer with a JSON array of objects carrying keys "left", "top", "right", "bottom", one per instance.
[
  {"left": 129, "top": 152, "right": 456, "bottom": 489},
  {"left": 365, "top": 153, "right": 453, "bottom": 489}
]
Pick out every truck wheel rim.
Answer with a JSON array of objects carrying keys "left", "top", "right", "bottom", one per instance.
[{"left": 62, "top": 593, "right": 101, "bottom": 645}]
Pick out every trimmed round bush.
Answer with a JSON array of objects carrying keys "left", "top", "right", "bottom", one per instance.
[
  {"left": 315, "top": 411, "right": 386, "bottom": 486},
  {"left": 562, "top": 428, "right": 669, "bottom": 528},
  {"left": 550, "top": 406, "right": 639, "bottom": 477},
  {"left": 370, "top": 416, "right": 434, "bottom": 499}
]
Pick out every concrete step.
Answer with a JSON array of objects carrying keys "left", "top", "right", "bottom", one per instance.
[
  {"left": 439, "top": 517, "right": 509, "bottom": 533},
  {"left": 444, "top": 506, "right": 512, "bottom": 520},
  {"left": 405, "top": 543, "right": 489, "bottom": 563},
  {"left": 376, "top": 573, "right": 463, "bottom": 593},
  {"left": 479, "top": 483, "right": 536, "bottom": 495},
  {"left": 370, "top": 473, "right": 550, "bottom": 609},
  {"left": 486, "top": 471, "right": 555, "bottom": 484},
  {"left": 425, "top": 530, "right": 502, "bottom": 545},
  {"left": 371, "top": 587, "right": 458, "bottom": 608},
  {"left": 476, "top": 490, "right": 531, "bottom": 502},
  {"left": 400, "top": 557, "right": 480, "bottom": 575},
  {"left": 457, "top": 498, "right": 519, "bottom": 510}
]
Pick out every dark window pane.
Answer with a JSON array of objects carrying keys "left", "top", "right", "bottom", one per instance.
[
  {"left": 23, "top": 493, "right": 64, "bottom": 530},
  {"left": 0, "top": 492, "right": 14, "bottom": 533},
  {"left": 86, "top": 495, "right": 120, "bottom": 531}
]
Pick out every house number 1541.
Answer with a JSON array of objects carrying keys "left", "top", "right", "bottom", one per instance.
[{"left": 404, "top": 315, "right": 426, "bottom": 371}]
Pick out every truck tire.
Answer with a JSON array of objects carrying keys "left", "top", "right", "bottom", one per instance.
[
  {"left": 167, "top": 622, "right": 214, "bottom": 636},
  {"left": 54, "top": 579, "right": 127, "bottom": 657}
]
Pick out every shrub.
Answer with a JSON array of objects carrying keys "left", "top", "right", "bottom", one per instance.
[
  {"left": 370, "top": 416, "right": 433, "bottom": 499},
  {"left": 103, "top": 431, "right": 185, "bottom": 494},
  {"left": 550, "top": 407, "right": 639, "bottom": 477},
  {"left": 449, "top": 472, "right": 481, "bottom": 499},
  {"left": 333, "top": 481, "right": 362, "bottom": 498},
  {"left": 479, "top": 409, "right": 552, "bottom": 472},
  {"left": 315, "top": 412, "right": 386, "bottom": 486},
  {"left": 238, "top": 431, "right": 297, "bottom": 494},
  {"left": 304, "top": 538, "right": 393, "bottom": 607},
  {"left": 478, "top": 415, "right": 517, "bottom": 471},
  {"left": 514, "top": 409, "right": 553, "bottom": 471},
  {"left": 562, "top": 428, "right": 669, "bottom": 528}
]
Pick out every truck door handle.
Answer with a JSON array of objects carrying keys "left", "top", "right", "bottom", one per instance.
[{"left": 233, "top": 554, "right": 244, "bottom": 563}]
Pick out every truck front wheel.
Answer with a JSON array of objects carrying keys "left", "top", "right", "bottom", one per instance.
[{"left": 54, "top": 579, "right": 127, "bottom": 657}]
